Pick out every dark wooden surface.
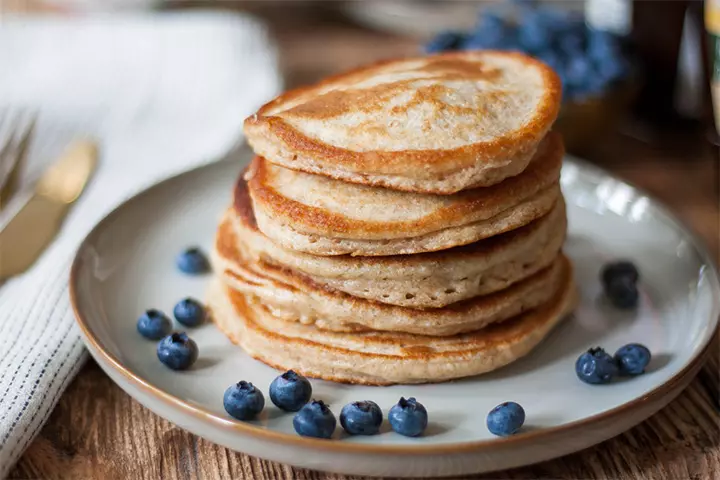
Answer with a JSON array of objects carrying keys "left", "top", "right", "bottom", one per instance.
[{"left": 10, "top": 4, "right": 720, "bottom": 479}]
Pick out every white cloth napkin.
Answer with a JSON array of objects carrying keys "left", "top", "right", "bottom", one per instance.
[{"left": 0, "top": 12, "right": 281, "bottom": 476}]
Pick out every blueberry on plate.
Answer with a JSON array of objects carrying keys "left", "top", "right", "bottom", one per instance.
[
  {"left": 601, "top": 261, "right": 640, "bottom": 288},
  {"left": 340, "top": 401, "right": 383, "bottom": 436},
  {"left": 269, "top": 370, "right": 312, "bottom": 412},
  {"left": 156, "top": 332, "right": 198, "bottom": 370},
  {"left": 388, "top": 397, "right": 428, "bottom": 437},
  {"left": 606, "top": 276, "right": 639, "bottom": 309},
  {"left": 223, "top": 381, "right": 265, "bottom": 420},
  {"left": 614, "top": 343, "right": 652, "bottom": 376},
  {"left": 173, "top": 297, "right": 206, "bottom": 327},
  {"left": 424, "top": 31, "right": 466, "bottom": 54},
  {"left": 486, "top": 401, "right": 525, "bottom": 436},
  {"left": 575, "top": 347, "right": 618, "bottom": 384},
  {"left": 293, "top": 400, "right": 336, "bottom": 439},
  {"left": 136, "top": 309, "right": 172, "bottom": 340},
  {"left": 176, "top": 247, "right": 210, "bottom": 275}
]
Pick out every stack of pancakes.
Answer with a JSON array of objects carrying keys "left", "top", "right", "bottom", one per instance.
[{"left": 208, "top": 51, "right": 578, "bottom": 385}]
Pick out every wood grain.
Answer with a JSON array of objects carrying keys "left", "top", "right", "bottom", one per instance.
[{"left": 9, "top": 3, "right": 720, "bottom": 479}]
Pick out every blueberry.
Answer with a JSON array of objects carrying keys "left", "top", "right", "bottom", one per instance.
[
  {"left": 173, "top": 297, "right": 206, "bottom": 327},
  {"left": 535, "top": 50, "right": 561, "bottom": 73},
  {"left": 573, "top": 73, "right": 608, "bottom": 100},
  {"left": 223, "top": 381, "right": 265, "bottom": 420},
  {"left": 463, "top": 31, "right": 520, "bottom": 52},
  {"left": 614, "top": 343, "right": 652, "bottom": 376},
  {"left": 176, "top": 247, "right": 210, "bottom": 275},
  {"left": 564, "top": 55, "right": 593, "bottom": 88},
  {"left": 575, "top": 347, "right": 618, "bottom": 384},
  {"left": 558, "top": 32, "right": 584, "bottom": 56},
  {"left": 293, "top": 400, "right": 337, "bottom": 439},
  {"left": 486, "top": 401, "right": 525, "bottom": 436},
  {"left": 527, "top": 6, "right": 571, "bottom": 34},
  {"left": 388, "top": 397, "right": 428, "bottom": 437},
  {"left": 601, "top": 261, "right": 640, "bottom": 288},
  {"left": 156, "top": 332, "right": 199, "bottom": 370},
  {"left": 597, "top": 56, "right": 629, "bottom": 83},
  {"left": 517, "top": 12, "right": 552, "bottom": 52},
  {"left": 606, "top": 277, "right": 639, "bottom": 309},
  {"left": 424, "top": 31, "right": 466, "bottom": 54},
  {"left": 269, "top": 370, "right": 312, "bottom": 412},
  {"left": 136, "top": 309, "right": 172, "bottom": 340},
  {"left": 340, "top": 401, "right": 383, "bottom": 436},
  {"left": 465, "top": 11, "right": 510, "bottom": 50},
  {"left": 587, "top": 29, "right": 619, "bottom": 60}
]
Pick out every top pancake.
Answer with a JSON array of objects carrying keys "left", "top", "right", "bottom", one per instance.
[
  {"left": 243, "top": 51, "right": 562, "bottom": 194},
  {"left": 244, "top": 131, "right": 563, "bottom": 256}
]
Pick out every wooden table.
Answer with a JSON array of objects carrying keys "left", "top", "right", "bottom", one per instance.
[{"left": 10, "top": 4, "right": 720, "bottom": 479}]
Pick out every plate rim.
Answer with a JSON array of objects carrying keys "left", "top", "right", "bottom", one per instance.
[{"left": 69, "top": 155, "right": 720, "bottom": 456}]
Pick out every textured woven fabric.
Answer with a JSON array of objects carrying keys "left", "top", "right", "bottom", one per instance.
[{"left": 0, "top": 12, "right": 280, "bottom": 476}]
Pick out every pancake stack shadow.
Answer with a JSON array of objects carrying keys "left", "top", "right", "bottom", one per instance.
[{"left": 208, "top": 51, "right": 579, "bottom": 385}]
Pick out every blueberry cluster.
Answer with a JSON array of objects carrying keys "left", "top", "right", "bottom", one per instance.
[
  {"left": 574, "top": 260, "right": 650, "bottom": 384},
  {"left": 136, "top": 296, "right": 206, "bottom": 371},
  {"left": 424, "top": 3, "right": 629, "bottom": 101},
  {"left": 576, "top": 344, "right": 652, "bottom": 385},
  {"left": 223, "top": 370, "right": 430, "bottom": 439}
]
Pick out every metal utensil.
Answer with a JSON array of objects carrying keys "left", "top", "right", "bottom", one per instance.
[
  {"left": 0, "top": 140, "right": 97, "bottom": 279},
  {"left": 0, "top": 110, "right": 35, "bottom": 208}
]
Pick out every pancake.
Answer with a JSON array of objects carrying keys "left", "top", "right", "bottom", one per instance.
[
  {"left": 212, "top": 212, "right": 571, "bottom": 336},
  {"left": 245, "top": 132, "right": 563, "bottom": 257},
  {"left": 206, "top": 265, "right": 578, "bottom": 385},
  {"left": 232, "top": 183, "right": 567, "bottom": 308},
  {"left": 243, "top": 51, "right": 562, "bottom": 194}
]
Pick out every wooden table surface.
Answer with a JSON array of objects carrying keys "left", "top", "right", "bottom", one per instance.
[{"left": 9, "top": 4, "right": 720, "bottom": 479}]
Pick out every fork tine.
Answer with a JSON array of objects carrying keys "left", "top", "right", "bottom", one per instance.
[
  {"left": 0, "top": 114, "right": 35, "bottom": 206},
  {"left": 0, "top": 110, "right": 35, "bottom": 208}
]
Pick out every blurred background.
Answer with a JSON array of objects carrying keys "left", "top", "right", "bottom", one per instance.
[{"left": 1, "top": 0, "right": 718, "bottom": 245}]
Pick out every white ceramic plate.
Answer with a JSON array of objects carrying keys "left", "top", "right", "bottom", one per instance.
[{"left": 71, "top": 149, "right": 720, "bottom": 478}]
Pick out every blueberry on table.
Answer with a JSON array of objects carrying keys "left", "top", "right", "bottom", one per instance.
[
  {"left": 340, "top": 401, "right": 383, "bottom": 436},
  {"left": 176, "top": 247, "right": 210, "bottom": 275},
  {"left": 486, "top": 401, "right": 525, "bottom": 436},
  {"left": 173, "top": 297, "right": 206, "bottom": 327},
  {"left": 614, "top": 343, "right": 652, "bottom": 376},
  {"left": 576, "top": 347, "right": 618, "bottom": 384},
  {"left": 156, "top": 332, "right": 198, "bottom": 370},
  {"left": 388, "top": 397, "right": 428, "bottom": 437},
  {"left": 269, "top": 370, "right": 312, "bottom": 412},
  {"left": 136, "top": 309, "right": 172, "bottom": 340},
  {"left": 293, "top": 400, "right": 337, "bottom": 439},
  {"left": 223, "top": 381, "right": 265, "bottom": 421}
]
